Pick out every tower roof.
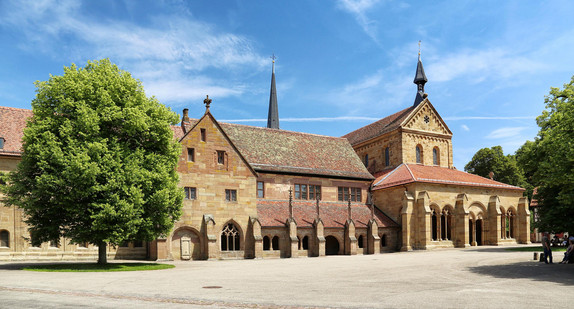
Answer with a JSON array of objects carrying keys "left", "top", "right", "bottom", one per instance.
[
  {"left": 267, "top": 55, "right": 280, "bottom": 129},
  {"left": 413, "top": 43, "right": 428, "bottom": 106}
]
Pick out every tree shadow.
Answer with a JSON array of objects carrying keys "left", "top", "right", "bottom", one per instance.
[{"left": 468, "top": 261, "right": 574, "bottom": 286}]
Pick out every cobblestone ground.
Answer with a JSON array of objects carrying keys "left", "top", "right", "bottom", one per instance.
[{"left": 1, "top": 245, "right": 573, "bottom": 309}]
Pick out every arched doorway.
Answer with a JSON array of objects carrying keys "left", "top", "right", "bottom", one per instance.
[
  {"left": 468, "top": 220, "right": 474, "bottom": 246},
  {"left": 325, "top": 236, "right": 340, "bottom": 255},
  {"left": 171, "top": 228, "right": 201, "bottom": 260},
  {"left": 476, "top": 219, "right": 483, "bottom": 246}
]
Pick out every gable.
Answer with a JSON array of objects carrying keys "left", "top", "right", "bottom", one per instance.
[{"left": 401, "top": 99, "right": 452, "bottom": 136}]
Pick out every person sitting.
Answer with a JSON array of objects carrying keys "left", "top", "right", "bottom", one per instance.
[{"left": 561, "top": 237, "right": 574, "bottom": 264}]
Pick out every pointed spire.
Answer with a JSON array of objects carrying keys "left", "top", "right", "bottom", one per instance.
[
  {"left": 267, "top": 54, "right": 280, "bottom": 129},
  {"left": 413, "top": 41, "right": 428, "bottom": 106}
]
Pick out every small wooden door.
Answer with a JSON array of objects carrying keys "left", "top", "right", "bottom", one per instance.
[{"left": 181, "top": 236, "right": 191, "bottom": 260}]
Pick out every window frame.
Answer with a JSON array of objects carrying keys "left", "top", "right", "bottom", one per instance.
[
  {"left": 0, "top": 137, "right": 4, "bottom": 150},
  {"left": 184, "top": 187, "right": 197, "bottom": 200},
  {"left": 200, "top": 128, "right": 206, "bottom": 142},
  {"left": 385, "top": 147, "right": 390, "bottom": 167},
  {"left": 309, "top": 185, "right": 321, "bottom": 200},
  {"left": 337, "top": 187, "right": 362, "bottom": 202},
  {"left": 225, "top": 189, "right": 237, "bottom": 202},
  {"left": 187, "top": 148, "right": 195, "bottom": 162},
  {"left": 217, "top": 150, "right": 225, "bottom": 165},
  {"left": 416, "top": 145, "right": 422, "bottom": 164},
  {"left": 257, "top": 181, "right": 264, "bottom": 198}
]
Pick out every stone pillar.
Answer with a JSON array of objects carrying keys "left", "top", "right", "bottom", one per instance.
[
  {"left": 286, "top": 218, "right": 298, "bottom": 258},
  {"left": 203, "top": 214, "right": 218, "bottom": 260},
  {"left": 314, "top": 219, "right": 326, "bottom": 257},
  {"left": 488, "top": 196, "right": 502, "bottom": 245},
  {"left": 345, "top": 219, "right": 357, "bottom": 255},
  {"left": 517, "top": 197, "right": 531, "bottom": 244},
  {"left": 416, "top": 191, "right": 431, "bottom": 249},
  {"left": 248, "top": 217, "right": 263, "bottom": 259},
  {"left": 455, "top": 193, "right": 470, "bottom": 248},
  {"left": 401, "top": 191, "right": 414, "bottom": 251},
  {"left": 367, "top": 219, "right": 380, "bottom": 254}
]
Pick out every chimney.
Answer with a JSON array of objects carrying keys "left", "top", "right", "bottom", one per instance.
[{"left": 181, "top": 108, "right": 190, "bottom": 133}]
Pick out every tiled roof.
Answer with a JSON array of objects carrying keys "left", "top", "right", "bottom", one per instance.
[
  {"left": 219, "top": 122, "right": 374, "bottom": 180},
  {"left": 256, "top": 200, "right": 399, "bottom": 228},
  {"left": 0, "top": 106, "right": 33, "bottom": 157},
  {"left": 373, "top": 163, "right": 524, "bottom": 191},
  {"left": 342, "top": 106, "right": 414, "bottom": 145}
]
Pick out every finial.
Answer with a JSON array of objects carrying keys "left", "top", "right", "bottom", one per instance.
[
  {"left": 270, "top": 53, "right": 277, "bottom": 63},
  {"left": 418, "top": 40, "right": 421, "bottom": 58},
  {"left": 204, "top": 95, "right": 212, "bottom": 110}
]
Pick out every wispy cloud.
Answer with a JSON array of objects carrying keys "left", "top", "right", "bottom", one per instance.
[
  {"left": 486, "top": 127, "right": 527, "bottom": 139},
  {"left": 461, "top": 124, "right": 470, "bottom": 131},
  {"left": 444, "top": 116, "right": 535, "bottom": 121},
  {"left": 220, "top": 116, "right": 382, "bottom": 123},
  {"left": 336, "top": 0, "right": 381, "bottom": 44},
  {"left": 0, "top": 0, "right": 267, "bottom": 103}
]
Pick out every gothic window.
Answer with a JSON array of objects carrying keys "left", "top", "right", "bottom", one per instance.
[
  {"left": 221, "top": 223, "right": 240, "bottom": 251},
  {"left": 431, "top": 210, "right": 438, "bottom": 241},
  {"left": 302, "top": 236, "right": 309, "bottom": 250},
  {"left": 338, "top": 187, "right": 362, "bottom": 202},
  {"left": 298, "top": 236, "right": 302, "bottom": 250},
  {"left": 440, "top": 212, "right": 446, "bottom": 240},
  {"left": 500, "top": 208, "right": 506, "bottom": 239},
  {"left": 507, "top": 209, "right": 515, "bottom": 238},
  {"left": 187, "top": 148, "right": 195, "bottom": 162},
  {"left": 225, "top": 189, "right": 237, "bottom": 202},
  {"left": 0, "top": 230, "right": 9, "bottom": 248},
  {"left": 272, "top": 236, "right": 279, "bottom": 250},
  {"left": 184, "top": 187, "right": 196, "bottom": 200},
  {"left": 358, "top": 235, "right": 364, "bottom": 248},
  {"left": 416, "top": 145, "right": 422, "bottom": 164},
  {"left": 257, "top": 181, "right": 264, "bottom": 198},
  {"left": 263, "top": 236, "right": 270, "bottom": 250},
  {"left": 433, "top": 147, "right": 439, "bottom": 165},
  {"left": 442, "top": 208, "right": 452, "bottom": 240},
  {"left": 385, "top": 147, "right": 390, "bottom": 167}
]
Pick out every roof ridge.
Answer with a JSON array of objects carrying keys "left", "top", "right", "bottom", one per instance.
[
  {"left": 221, "top": 121, "right": 349, "bottom": 141},
  {"left": 404, "top": 163, "right": 416, "bottom": 181},
  {"left": 342, "top": 106, "right": 412, "bottom": 138},
  {"left": 0, "top": 106, "right": 33, "bottom": 112},
  {"left": 373, "top": 163, "right": 404, "bottom": 187}
]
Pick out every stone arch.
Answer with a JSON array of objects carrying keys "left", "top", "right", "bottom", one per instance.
[
  {"left": 263, "top": 236, "right": 271, "bottom": 250},
  {"left": 325, "top": 235, "right": 341, "bottom": 255},
  {"left": 380, "top": 234, "right": 387, "bottom": 247},
  {"left": 220, "top": 220, "right": 243, "bottom": 251},
  {"left": 271, "top": 236, "right": 280, "bottom": 251},
  {"left": 442, "top": 205, "right": 454, "bottom": 241},
  {"left": 302, "top": 235, "right": 309, "bottom": 250},
  {"left": 430, "top": 204, "right": 440, "bottom": 241},
  {"left": 171, "top": 226, "right": 202, "bottom": 260},
  {"left": 357, "top": 234, "right": 365, "bottom": 249},
  {"left": 506, "top": 207, "right": 517, "bottom": 239},
  {"left": 468, "top": 202, "right": 487, "bottom": 219},
  {"left": 500, "top": 205, "right": 507, "bottom": 239}
]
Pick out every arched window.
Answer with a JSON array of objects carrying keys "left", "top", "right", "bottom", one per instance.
[
  {"left": 433, "top": 147, "right": 439, "bottom": 165},
  {"left": 431, "top": 210, "right": 438, "bottom": 241},
  {"left": 221, "top": 223, "right": 240, "bottom": 251},
  {"left": 302, "top": 236, "right": 309, "bottom": 250},
  {"left": 0, "top": 230, "right": 9, "bottom": 248},
  {"left": 507, "top": 209, "right": 515, "bottom": 238},
  {"left": 272, "top": 236, "right": 280, "bottom": 251},
  {"left": 500, "top": 208, "right": 506, "bottom": 239},
  {"left": 416, "top": 145, "right": 422, "bottom": 164},
  {"left": 263, "top": 236, "right": 270, "bottom": 250},
  {"left": 364, "top": 154, "right": 369, "bottom": 167},
  {"left": 297, "top": 236, "right": 301, "bottom": 250},
  {"left": 440, "top": 212, "right": 446, "bottom": 240},
  {"left": 381, "top": 234, "right": 387, "bottom": 247},
  {"left": 358, "top": 235, "right": 364, "bottom": 248},
  {"left": 442, "top": 208, "right": 452, "bottom": 240},
  {"left": 385, "top": 147, "right": 390, "bottom": 166}
]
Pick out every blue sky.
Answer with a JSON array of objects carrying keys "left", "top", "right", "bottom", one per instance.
[{"left": 1, "top": 0, "right": 573, "bottom": 170}]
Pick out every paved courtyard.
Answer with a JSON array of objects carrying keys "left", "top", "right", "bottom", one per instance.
[{"left": 0, "top": 245, "right": 572, "bottom": 309}]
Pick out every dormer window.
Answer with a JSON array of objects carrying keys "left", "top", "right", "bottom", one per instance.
[{"left": 0, "top": 137, "right": 4, "bottom": 149}]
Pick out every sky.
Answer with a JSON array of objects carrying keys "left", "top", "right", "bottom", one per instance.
[{"left": 1, "top": 0, "right": 573, "bottom": 170}]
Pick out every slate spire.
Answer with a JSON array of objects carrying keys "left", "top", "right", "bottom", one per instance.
[
  {"left": 267, "top": 54, "right": 280, "bottom": 129},
  {"left": 413, "top": 41, "right": 428, "bottom": 106}
]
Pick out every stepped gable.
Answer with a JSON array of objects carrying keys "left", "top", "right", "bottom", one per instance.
[
  {"left": 342, "top": 106, "right": 414, "bottom": 146},
  {"left": 256, "top": 200, "right": 398, "bottom": 228},
  {"left": 0, "top": 106, "right": 33, "bottom": 157},
  {"left": 220, "top": 122, "right": 374, "bottom": 180},
  {"left": 373, "top": 163, "right": 524, "bottom": 191}
]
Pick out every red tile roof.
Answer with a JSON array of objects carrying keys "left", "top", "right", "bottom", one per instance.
[
  {"left": 373, "top": 163, "right": 524, "bottom": 191},
  {"left": 342, "top": 106, "right": 414, "bottom": 145},
  {"left": 256, "top": 200, "right": 399, "bottom": 228},
  {"left": 0, "top": 106, "right": 33, "bottom": 157}
]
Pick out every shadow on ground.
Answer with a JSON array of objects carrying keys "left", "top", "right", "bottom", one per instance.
[{"left": 468, "top": 261, "right": 574, "bottom": 286}]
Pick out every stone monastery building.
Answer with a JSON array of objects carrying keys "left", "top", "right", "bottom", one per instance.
[{"left": 0, "top": 56, "right": 530, "bottom": 261}]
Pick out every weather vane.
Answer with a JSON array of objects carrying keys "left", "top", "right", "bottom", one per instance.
[
  {"left": 204, "top": 95, "right": 212, "bottom": 109},
  {"left": 270, "top": 53, "right": 277, "bottom": 63}
]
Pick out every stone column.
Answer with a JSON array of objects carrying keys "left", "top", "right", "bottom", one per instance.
[
  {"left": 203, "top": 214, "right": 218, "bottom": 260},
  {"left": 248, "top": 217, "right": 263, "bottom": 259},
  {"left": 286, "top": 218, "right": 298, "bottom": 258},
  {"left": 416, "top": 191, "right": 432, "bottom": 249},
  {"left": 345, "top": 219, "right": 357, "bottom": 255},
  {"left": 401, "top": 191, "right": 414, "bottom": 251},
  {"left": 488, "top": 196, "right": 502, "bottom": 245},
  {"left": 455, "top": 193, "right": 470, "bottom": 248},
  {"left": 517, "top": 197, "right": 531, "bottom": 244},
  {"left": 314, "top": 219, "right": 325, "bottom": 257},
  {"left": 367, "top": 219, "right": 380, "bottom": 254}
]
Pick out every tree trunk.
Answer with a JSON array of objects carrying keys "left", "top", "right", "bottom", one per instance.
[{"left": 97, "top": 241, "right": 107, "bottom": 265}]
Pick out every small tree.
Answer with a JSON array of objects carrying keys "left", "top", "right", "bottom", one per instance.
[
  {"left": 1, "top": 59, "right": 183, "bottom": 264},
  {"left": 464, "top": 146, "right": 526, "bottom": 188}
]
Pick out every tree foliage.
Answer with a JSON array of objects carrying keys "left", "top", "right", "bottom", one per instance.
[
  {"left": 1, "top": 59, "right": 183, "bottom": 263},
  {"left": 464, "top": 146, "right": 527, "bottom": 188},
  {"left": 521, "top": 75, "right": 574, "bottom": 234}
]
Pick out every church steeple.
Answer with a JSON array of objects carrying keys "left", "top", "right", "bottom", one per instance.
[
  {"left": 267, "top": 54, "right": 280, "bottom": 129},
  {"left": 413, "top": 41, "right": 428, "bottom": 106}
]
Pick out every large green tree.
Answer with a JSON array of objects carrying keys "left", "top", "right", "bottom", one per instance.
[
  {"left": 1, "top": 59, "right": 182, "bottom": 264},
  {"left": 522, "top": 75, "right": 574, "bottom": 234},
  {"left": 464, "top": 146, "right": 527, "bottom": 188}
]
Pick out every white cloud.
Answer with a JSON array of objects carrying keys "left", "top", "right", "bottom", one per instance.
[
  {"left": 0, "top": 0, "right": 267, "bottom": 104},
  {"left": 336, "top": 0, "right": 381, "bottom": 43},
  {"left": 220, "top": 116, "right": 382, "bottom": 123},
  {"left": 444, "top": 116, "right": 535, "bottom": 121},
  {"left": 461, "top": 124, "right": 470, "bottom": 131},
  {"left": 485, "top": 127, "right": 527, "bottom": 139}
]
